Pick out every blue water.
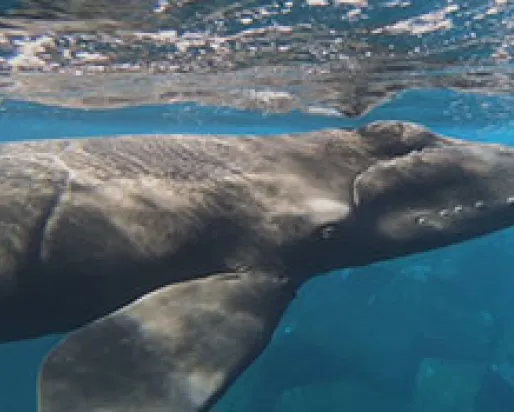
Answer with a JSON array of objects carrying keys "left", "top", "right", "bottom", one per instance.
[
  {"left": 2, "top": 89, "right": 513, "bottom": 142},
  {"left": 1, "top": 88, "right": 514, "bottom": 411}
]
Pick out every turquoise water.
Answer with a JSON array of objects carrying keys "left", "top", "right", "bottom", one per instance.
[
  {"left": 1, "top": 87, "right": 514, "bottom": 411},
  {"left": 2, "top": 89, "right": 513, "bottom": 142}
]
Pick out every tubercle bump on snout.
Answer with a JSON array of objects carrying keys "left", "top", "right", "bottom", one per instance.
[
  {"left": 414, "top": 196, "right": 514, "bottom": 228},
  {"left": 357, "top": 121, "right": 448, "bottom": 159}
]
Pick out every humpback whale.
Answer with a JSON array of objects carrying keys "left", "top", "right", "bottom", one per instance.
[{"left": 1, "top": 121, "right": 514, "bottom": 412}]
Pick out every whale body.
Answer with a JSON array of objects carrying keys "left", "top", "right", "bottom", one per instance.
[{"left": 0, "top": 121, "right": 513, "bottom": 411}]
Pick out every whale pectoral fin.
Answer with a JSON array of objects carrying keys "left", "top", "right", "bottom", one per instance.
[{"left": 38, "top": 271, "right": 295, "bottom": 412}]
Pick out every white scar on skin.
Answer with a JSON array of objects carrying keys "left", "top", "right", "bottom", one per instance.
[{"left": 304, "top": 198, "right": 351, "bottom": 225}]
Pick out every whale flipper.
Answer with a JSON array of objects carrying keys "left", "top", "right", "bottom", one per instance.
[{"left": 38, "top": 271, "right": 295, "bottom": 412}]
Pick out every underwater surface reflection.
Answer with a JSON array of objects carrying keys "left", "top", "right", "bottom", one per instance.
[{"left": 0, "top": 89, "right": 513, "bottom": 410}]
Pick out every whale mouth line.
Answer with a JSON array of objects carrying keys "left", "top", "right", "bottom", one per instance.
[{"left": 350, "top": 143, "right": 448, "bottom": 210}]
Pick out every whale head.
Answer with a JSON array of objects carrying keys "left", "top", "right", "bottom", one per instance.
[{"left": 282, "top": 122, "right": 514, "bottom": 275}]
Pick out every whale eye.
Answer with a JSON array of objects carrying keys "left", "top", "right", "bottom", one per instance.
[
  {"left": 320, "top": 225, "right": 336, "bottom": 239},
  {"left": 415, "top": 216, "right": 427, "bottom": 225}
]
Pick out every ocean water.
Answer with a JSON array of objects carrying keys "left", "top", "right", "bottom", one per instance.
[
  {"left": 0, "top": 89, "right": 513, "bottom": 412},
  {"left": 0, "top": 1, "right": 514, "bottom": 412}
]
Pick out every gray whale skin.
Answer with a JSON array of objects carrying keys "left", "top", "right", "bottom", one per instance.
[{"left": 0, "top": 121, "right": 513, "bottom": 412}]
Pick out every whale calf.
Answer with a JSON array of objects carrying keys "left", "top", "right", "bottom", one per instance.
[{"left": 0, "top": 121, "right": 514, "bottom": 411}]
